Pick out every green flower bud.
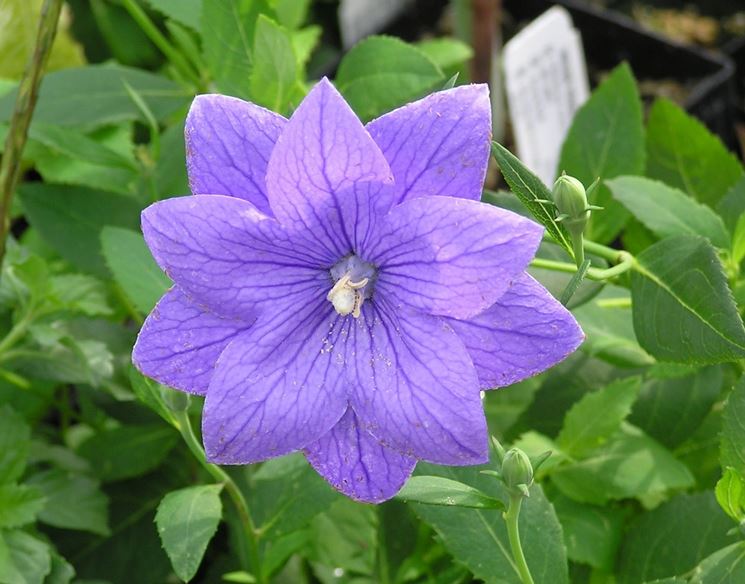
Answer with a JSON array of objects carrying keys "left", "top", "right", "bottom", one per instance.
[
  {"left": 553, "top": 174, "right": 590, "bottom": 230},
  {"left": 501, "top": 448, "right": 533, "bottom": 496}
]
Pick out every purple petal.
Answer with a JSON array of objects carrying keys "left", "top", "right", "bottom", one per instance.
[
  {"left": 203, "top": 295, "right": 348, "bottom": 464},
  {"left": 366, "top": 85, "right": 491, "bottom": 204},
  {"left": 346, "top": 302, "right": 488, "bottom": 466},
  {"left": 265, "top": 78, "right": 393, "bottom": 232},
  {"left": 141, "top": 195, "right": 331, "bottom": 318},
  {"left": 369, "top": 197, "right": 544, "bottom": 320},
  {"left": 447, "top": 274, "right": 585, "bottom": 389},
  {"left": 304, "top": 408, "right": 416, "bottom": 503},
  {"left": 186, "top": 94, "right": 286, "bottom": 215},
  {"left": 132, "top": 287, "right": 250, "bottom": 394}
]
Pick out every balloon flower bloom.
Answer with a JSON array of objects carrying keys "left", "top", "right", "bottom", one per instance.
[{"left": 133, "top": 79, "right": 583, "bottom": 503}]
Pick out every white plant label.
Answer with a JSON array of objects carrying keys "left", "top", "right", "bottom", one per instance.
[
  {"left": 503, "top": 6, "right": 590, "bottom": 185},
  {"left": 339, "top": 0, "right": 414, "bottom": 49}
]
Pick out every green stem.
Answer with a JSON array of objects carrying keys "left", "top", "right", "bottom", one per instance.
[
  {"left": 0, "top": 0, "right": 63, "bottom": 267},
  {"left": 505, "top": 494, "right": 534, "bottom": 584},
  {"left": 531, "top": 239, "right": 634, "bottom": 281},
  {"left": 173, "top": 410, "right": 265, "bottom": 583},
  {"left": 572, "top": 233, "right": 585, "bottom": 267},
  {"left": 119, "top": 0, "right": 202, "bottom": 88},
  {"left": 0, "top": 309, "right": 35, "bottom": 358}
]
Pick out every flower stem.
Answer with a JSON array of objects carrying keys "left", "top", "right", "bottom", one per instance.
[
  {"left": 504, "top": 494, "right": 534, "bottom": 584},
  {"left": 173, "top": 410, "right": 265, "bottom": 583},
  {"left": 0, "top": 0, "right": 63, "bottom": 268},
  {"left": 531, "top": 239, "right": 634, "bottom": 282}
]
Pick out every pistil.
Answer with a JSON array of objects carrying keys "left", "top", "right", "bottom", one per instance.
[{"left": 327, "top": 273, "right": 369, "bottom": 318}]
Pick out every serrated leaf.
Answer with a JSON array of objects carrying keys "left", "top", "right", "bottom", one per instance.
[
  {"left": 557, "top": 63, "right": 645, "bottom": 243},
  {"left": 722, "top": 376, "right": 745, "bottom": 478},
  {"left": 411, "top": 463, "right": 568, "bottom": 584},
  {"left": 26, "top": 469, "right": 109, "bottom": 535},
  {"left": 690, "top": 542, "right": 745, "bottom": 584},
  {"left": 250, "top": 15, "right": 298, "bottom": 114},
  {"left": 19, "top": 184, "right": 141, "bottom": 277},
  {"left": 717, "top": 174, "right": 745, "bottom": 235},
  {"left": 156, "top": 484, "right": 223, "bottom": 582},
  {"left": 335, "top": 36, "right": 444, "bottom": 121},
  {"left": 491, "top": 142, "right": 574, "bottom": 257},
  {"left": 732, "top": 214, "right": 745, "bottom": 265},
  {"left": 48, "top": 274, "right": 112, "bottom": 316},
  {"left": 396, "top": 476, "right": 504, "bottom": 510},
  {"left": 646, "top": 98, "right": 743, "bottom": 208},
  {"left": 128, "top": 368, "right": 178, "bottom": 427},
  {"left": 202, "top": 0, "right": 259, "bottom": 99},
  {"left": 273, "top": 0, "right": 309, "bottom": 29},
  {"left": 617, "top": 492, "right": 736, "bottom": 583},
  {"left": 0, "top": 64, "right": 188, "bottom": 128},
  {"left": 78, "top": 425, "right": 178, "bottom": 482},
  {"left": 0, "top": 530, "right": 51, "bottom": 584},
  {"left": 552, "top": 424, "right": 694, "bottom": 505},
  {"left": 572, "top": 286, "right": 654, "bottom": 368},
  {"left": 0, "top": 406, "right": 31, "bottom": 484},
  {"left": 143, "top": 0, "right": 202, "bottom": 32},
  {"left": 552, "top": 494, "right": 626, "bottom": 571},
  {"left": 607, "top": 176, "right": 730, "bottom": 249},
  {"left": 557, "top": 377, "right": 642, "bottom": 457},
  {"left": 101, "top": 226, "right": 171, "bottom": 314},
  {"left": 0, "top": 485, "right": 45, "bottom": 529},
  {"left": 630, "top": 366, "right": 722, "bottom": 448},
  {"left": 416, "top": 38, "right": 473, "bottom": 72},
  {"left": 631, "top": 235, "right": 745, "bottom": 363},
  {"left": 716, "top": 468, "right": 745, "bottom": 522}
]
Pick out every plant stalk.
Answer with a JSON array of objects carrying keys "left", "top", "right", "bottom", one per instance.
[
  {"left": 505, "top": 494, "right": 534, "bottom": 584},
  {"left": 0, "top": 0, "right": 63, "bottom": 267},
  {"left": 173, "top": 410, "right": 265, "bottom": 583},
  {"left": 532, "top": 238, "right": 634, "bottom": 281}
]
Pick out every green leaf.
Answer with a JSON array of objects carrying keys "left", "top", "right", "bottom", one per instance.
[
  {"left": 716, "top": 468, "right": 745, "bottom": 522},
  {"left": 607, "top": 176, "right": 730, "bottom": 249},
  {"left": 154, "top": 122, "right": 189, "bottom": 198},
  {"left": 551, "top": 424, "right": 694, "bottom": 505},
  {"left": 415, "top": 38, "right": 473, "bottom": 72},
  {"left": 717, "top": 174, "right": 745, "bottom": 235},
  {"left": 0, "top": 530, "right": 51, "bottom": 584},
  {"left": 29, "top": 124, "right": 136, "bottom": 170},
  {"left": 396, "top": 476, "right": 504, "bottom": 510},
  {"left": 250, "top": 15, "right": 298, "bottom": 114},
  {"left": 0, "top": 0, "right": 84, "bottom": 80},
  {"left": 552, "top": 495, "right": 626, "bottom": 571},
  {"left": 557, "top": 63, "right": 645, "bottom": 243},
  {"left": 78, "top": 425, "right": 178, "bottom": 482},
  {"left": 690, "top": 542, "right": 745, "bottom": 584},
  {"left": 556, "top": 377, "right": 642, "bottom": 457},
  {"left": 722, "top": 376, "right": 745, "bottom": 478},
  {"left": 273, "top": 0, "right": 309, "bottom": 29},
  {"left": 202, "top": 0, "right": 260, "bottom": 99},
  {"left": 646, "top": 98, "right": 743, "bottom": 208},
  {"left": 617, "top": 492, "right": 736, "bottom": 583},
  {"left": 291, "top": 26, "right": 320, "bottom": 69},
  {"left": 26, "top": 469, "right": 109, "bottom": 535},
  {"left": 412, "top": 463, "right": 568, "bottom": 584},
  {"left": 19, "top": 183, "right": 141, "bottom": 277},
  {"left": 630, "top": 366, "right": 722, "bottom": 448},
  {"left": 0, "top": 485, "right": 45, "bottom": 529},
  {"left": 128, "top": 368, "right": 178, "bottom": 427},
  {"left": 0, "top": 64, "right": 188, "bottom": 128},
  {"left": 335, "top": 36, "right": 444, "bottom": 121},
  {"left": 48, "top": 274, "right": 113, "bottom": 316},
  {"left": 491, "top": 142, "right": 574, "bottom": 257},
  {"left": 101, "top": 226, "right": 171, "bottom": 314},
  {"left": 45, "top": 552, "right": 75, "bottom": 584},
  {"left": 631, "top": 235, "right": 745, "bottom": 363},
  {"left": 0, "top": 406, "right": 31, "bottom": 484},
  {"left": 307, "top": 499, "right": 376, "bottom": 583},
  {"left": 572, "top": 286, "right": 654, "bottom": 368},
  {"left": 143, "top": 0, "right": 202, "bottom": 32},
  {"left": 155, "top": 484, "right": 223, "bottom": 582},
  {"left": 732, "top": 213, "right": 745, "bottom": 265},
  {"left": 251, "top": 454, "right": 340, "bottom": 539}
]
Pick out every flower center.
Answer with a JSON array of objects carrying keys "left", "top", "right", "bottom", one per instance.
[{"left": 327, "top": 255, "right": 376, "bottom": 318}]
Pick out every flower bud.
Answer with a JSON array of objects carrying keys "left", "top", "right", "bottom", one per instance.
[
  {"left": 501, "top": 448, "right": 533, "bottom": 496},
  {"left": 553, "top": 174, "right": 590, "bottom": 228}
]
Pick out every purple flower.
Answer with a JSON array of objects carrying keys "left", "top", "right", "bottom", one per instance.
[{"left": 133, "top": 79, "right": 583, "bottom": 503}]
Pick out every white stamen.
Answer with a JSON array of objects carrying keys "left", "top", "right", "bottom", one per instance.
[{"left": 327, "top": 273, "right": 369, "bottom": 318}]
